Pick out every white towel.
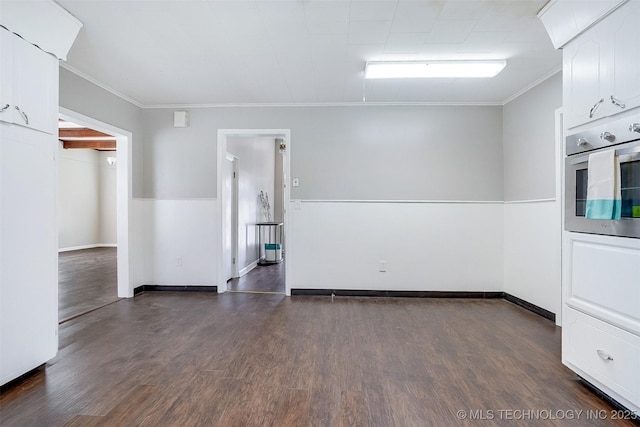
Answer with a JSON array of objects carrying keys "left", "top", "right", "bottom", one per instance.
[{"left": 585, "top": 150, "right": 621, "bottom": 220}]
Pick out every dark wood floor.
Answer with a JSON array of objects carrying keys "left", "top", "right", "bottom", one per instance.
[
  {"left": 1, "top": 291, "right": 634, "bottom": 426},
  {"left": 227, "top": 260, "right": 285, "bottom": 293},
  {"left": 58, "top": 247, "right": 119, "bottom": 322}
]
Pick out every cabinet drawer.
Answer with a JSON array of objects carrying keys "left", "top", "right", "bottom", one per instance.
[{"left": 563, "top": 307, "right": 640, "bottom": 406}]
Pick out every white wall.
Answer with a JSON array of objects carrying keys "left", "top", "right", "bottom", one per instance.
[
  {"left": 137, "top": 105, "right": 504, "bottom": 292},
  {"left": 136, "top": 199, "right": 217, "bottom": 286},
  {"left": 227, "top": 136, "right": 275, "bottom": 270},
  {"left": 58, "top": 145, "right": 116, "bottom": 249},
  {"left": 288, "top": 201, "right": 504, "bottom": 291},
  {"left": 502, "top": 73, "right": 563, "bottom": 320},
  {"left": 98, "top": 152, "right": 117, "bottom": 244}
]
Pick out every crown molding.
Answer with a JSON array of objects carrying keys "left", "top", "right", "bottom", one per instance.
[
  {"left": 59, "top": 62, "right": 143, "bottom": 108},
  {"left": 501, "top": 66, "right": 562, "bottom": 105},
  {"left": 142, "top": 101, "right": 504, "bottom": 109}
]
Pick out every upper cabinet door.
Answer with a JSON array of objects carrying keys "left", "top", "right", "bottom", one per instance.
[
  {"left": 11, "top": 34, "right": 58, "bottom": 135},
  {"left": 563, "top": 1, "right": 640, "bottom": 129},
  {"left": 609, "top": 0, "right": 640, "bottom": 115},
  {"left": 563, "top": 27, "right": 608, "bottom": 129}
]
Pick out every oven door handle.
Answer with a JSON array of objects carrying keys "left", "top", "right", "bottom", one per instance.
[{"left": 569, "top": 146, "right": 640, "bottom": 165}]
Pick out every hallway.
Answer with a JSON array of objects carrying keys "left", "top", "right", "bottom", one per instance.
[
  {"left": 226, "top": 261, "right": 285, "bottom": 294},
  {"left": 58, "top": 247, "right": 119, "bottom": 322}
]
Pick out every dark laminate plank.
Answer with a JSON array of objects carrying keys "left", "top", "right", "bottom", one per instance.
[
  {"left": 1, "top": 294, "right": 636, "bottom": 426},
  {"left": 63, "top": 415, "right": 104, "bottom": 427}
]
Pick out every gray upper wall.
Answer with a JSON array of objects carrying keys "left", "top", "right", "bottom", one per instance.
[
  {"left": 142, "top": 105, "right": 504, "bottom": 201},
  {"left": 59, "top": 67, "right": 145, "bottom": 197},
  {"left": 503, "top": 72, "right": 562, "bottom": 201}
]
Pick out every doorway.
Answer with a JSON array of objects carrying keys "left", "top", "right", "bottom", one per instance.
[
  {"left": 217, "top": 130, "right": 291, "bottom": 295},
  {"left": 58, "top": 107, "right": 132, "bottom": 309}
]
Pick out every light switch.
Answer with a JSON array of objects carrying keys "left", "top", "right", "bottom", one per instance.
[{"left": 292, "top": 177, "right": 300, "bottom": 187}]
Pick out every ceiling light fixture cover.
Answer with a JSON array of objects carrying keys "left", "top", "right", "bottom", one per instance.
[{"left": 364, "top": 60, "right": 507, "bottom": 79}]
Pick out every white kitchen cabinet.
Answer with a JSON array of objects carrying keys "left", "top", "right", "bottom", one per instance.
[
  {"left": 562, "top": 232, "right": 640, "bottom": 412},
  {"left": 0, "top": 27, "right": 57, "bottom": 135},
  {"left": 563, "top": 0, "right": 640, "bottom": 129},
  {"left": 0, "top": 28, "right": 60, "bottom": 386}
]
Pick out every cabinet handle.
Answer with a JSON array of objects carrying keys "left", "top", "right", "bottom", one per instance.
[
  {"left": 589, "top": 98, "right": 604, "bottom": 118},
  {"left": 596, "top": 349, "right": 613, "bottom": 361},
  {"left": 14, "top": 106, "right": 29, "bottom": 125},
  {"left": 610, "top": 95, "right": 625, "bottom": 110},
  {"left": 0, "top": 104, "right": 9, "bottom": 112}
]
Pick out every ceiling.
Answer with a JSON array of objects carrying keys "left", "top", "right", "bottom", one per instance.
[{"left": 57, "top": 0, "right": 561, "bottom": 107}]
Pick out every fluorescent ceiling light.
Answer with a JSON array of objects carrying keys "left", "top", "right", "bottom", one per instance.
[{"left": 364, "top": 60, "right": 507, "bottom": 79}]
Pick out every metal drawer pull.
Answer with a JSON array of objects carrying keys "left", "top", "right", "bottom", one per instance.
[
  {"left": 0, "top": 104, "right": 9, "bottom": 112},
  {"left": 14, "top": 106, "right": 28, "bottom": 125},
  {"left": 610, "top": 95, "right": 625, "bottom": 110},
  {"left": 589, "top": 98, "right": 604, "bottom": 118},
  {"left": 597, "top": 349, "right": 613, "bottom": 361}
]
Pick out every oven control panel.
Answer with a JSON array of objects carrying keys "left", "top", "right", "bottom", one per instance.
[{"left": 566, "top": 112, "right": 640, "bottom": 156}]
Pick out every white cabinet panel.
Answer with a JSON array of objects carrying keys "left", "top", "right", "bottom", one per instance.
[
  {"left": 0, "top": 124, "right": 58, "bottom": 385},
  {"left": 570, "top": 237, "right": 640, "bottom": 326},
  {"left": 563, "top": 307, "right": 640, "bottom": 412},
  {"left": 0, "top": 27, "right": 57, "bottom": 134}
]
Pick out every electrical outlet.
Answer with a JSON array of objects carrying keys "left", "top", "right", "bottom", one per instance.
[
  {"left": 176, "top": 256, "right": 182, "bottom": 266},
  {"left": 379, "top": 261, "right": 386, "bottom": 272},
  {"left": 292, "top": 177, "right": 300, "bottom": 187}
]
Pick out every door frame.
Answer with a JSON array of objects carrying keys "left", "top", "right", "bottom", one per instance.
[
  {"left": 223, "top": 152, "right": 239, "bottom": 281},
  {"left": 217, "top": 129, "right": 291, "bottom": 295},
  {"left": 58, "top": 107, "right": 133, "bottom": 297}
]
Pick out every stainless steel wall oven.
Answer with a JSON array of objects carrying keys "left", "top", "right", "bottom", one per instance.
[{"left": 565, "top": 112, "right": 640, "bottom": 238}]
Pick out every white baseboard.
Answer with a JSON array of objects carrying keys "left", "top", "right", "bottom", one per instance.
[
  {"left": 238, "top": 260, "right": 259, "bottom": 277},
  {"left": 59, "top": 243, "right": 117, "bottom": 252}
]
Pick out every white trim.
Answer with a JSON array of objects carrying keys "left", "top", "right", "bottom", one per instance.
[
  {"left": 502, "top": 67, "right": 562, "bottom": 105},
  {"left": 293, "top": 199, "right": 505, "bottom": 204},
  {"left": 217, "top": 129, "right": 291, "bottom": 296},
  {"left": 135, "top": 197, "right": 216, "bottom": 202},
  {"left": 292, "top": 199, "right": 557, "bottom": 204},
  {"left": 59, "top": 63, "right": 143, "bottom": 108},
  {"left": 503, "top": 198, "right": 556, "bottom": 204},
  {"left": 59, "top": 244, "right": 117, "bottom": 252},
  {"left": 556, "top": 107, "right": 564, "bottom": 327},
  {"left": 238, "top": 260, "right": 259, "bottom": 278},
  {"left": 59, "top": 107, "right": 133, "bottom": 298},
  {"left": 144, "top": 101, "right": 504, "bottom": 109}
]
